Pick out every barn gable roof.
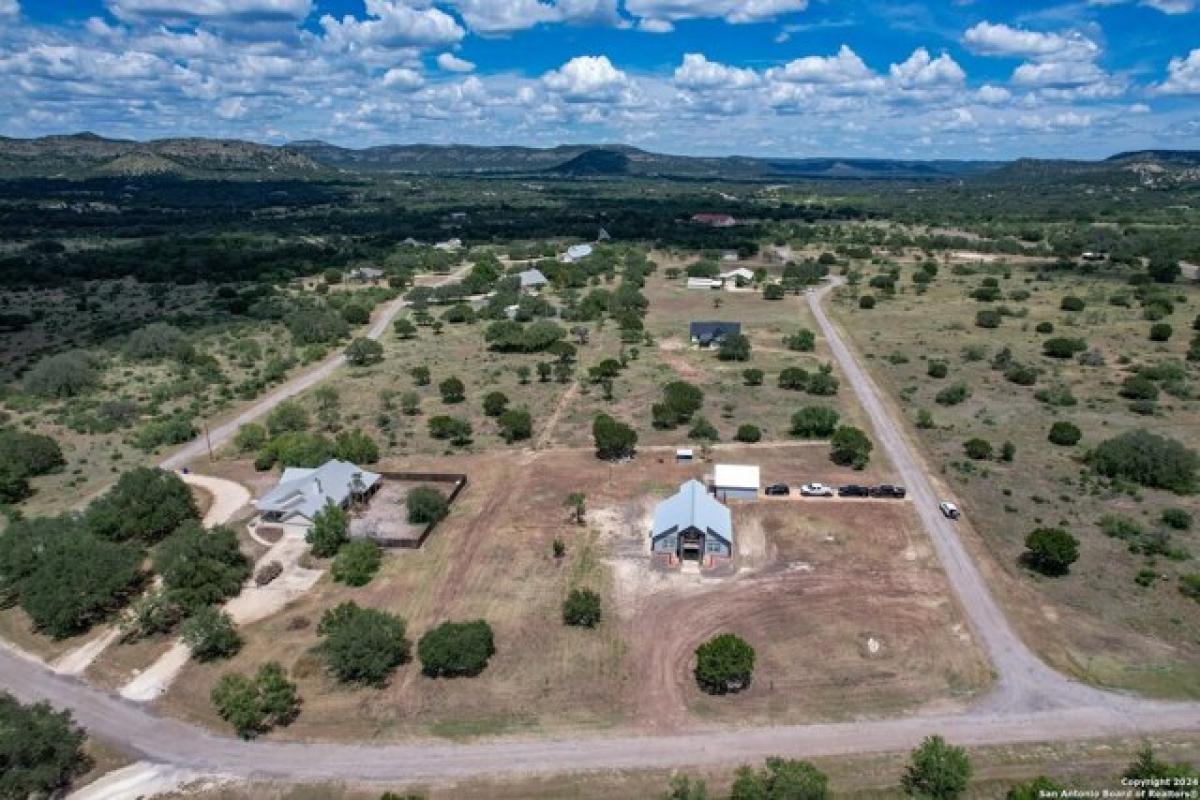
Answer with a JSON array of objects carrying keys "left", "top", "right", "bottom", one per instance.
[{"left": 651, "top": 480, "right": 733, "bottom": 546}]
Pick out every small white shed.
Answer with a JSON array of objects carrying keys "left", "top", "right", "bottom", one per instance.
[{"left": 712, "top": 464, "right": 760, "bottom": 502}]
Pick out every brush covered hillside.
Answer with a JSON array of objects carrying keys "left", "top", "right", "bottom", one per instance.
[
  {"left": 984, "top": 150, "right": 1200, "bottom": 189},
  {"left": 0, "top": 133, "right": 325, "bottom": 180}
]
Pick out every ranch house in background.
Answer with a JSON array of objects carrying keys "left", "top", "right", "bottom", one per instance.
[
  {"left": 690, "top": 321, "right": 742, "bottom": 348},
  {"left": 651, "top": 479, "right": 735, "bottom": 569},
  {"left": 254, "top": 459, "right": 381, "bottom": 537}
]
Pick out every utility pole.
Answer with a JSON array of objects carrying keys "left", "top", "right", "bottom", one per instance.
[{"left": 204, "top": 422, "right": 213, "bottom": 463}]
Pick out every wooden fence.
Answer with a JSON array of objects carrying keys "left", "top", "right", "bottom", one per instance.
[{"left": 367, "top": 472, "right": 468, "bottom": 549}]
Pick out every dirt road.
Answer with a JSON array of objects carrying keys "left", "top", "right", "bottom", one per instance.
[
  {"left": 3, "top": 275, "right": 1195, "bottom": 787},
  {"left": 160, "top": 266, "right": 470, "bottom": 472}
]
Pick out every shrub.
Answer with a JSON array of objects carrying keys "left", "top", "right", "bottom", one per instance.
[
  {"left": 730, "top": 758, "right": 830, "bottom": 800},
  {"left": 1120, "top": 374, "right": 1159, "bottom": 401},
  {"left": 694, "top": 633, "right": 755, "bottom": 694},
  {"left": 927, "top": 361, "right": 948, "bottom": 379},
  {"left": 763, "top": 283, "right": 785, "bottom": 300},
  {"left": 1035, "top": 385, "right": 1077, "bottom": 407},
  {"left": 307, "top": 503, "right": 349, "bottom": 558},
  {"left": 427, "top": 415, "right": 472, "bottom": 445},
  {"left": 482, "top": 391, "right": 509, "bottom": 417},
  {"left": 975, "top": 308, "right": 1001, "bottom": 329},
  {"left": 805, "top": 370, "right": 839, "bottom": 396},
  {"left": 1043, "top": 337, "right": 1088, "bottom": 359},
  {"left": 406, "top": 486, "right": 449, "bottom": 525},
  {"left": 1150, "top": 323, "right": 1173, "bottom": 342},
  {"left": 1035, "top": 321, "right": 1054, "bottom": 334},
  {"left": 234, "top": 423, "right": 268, "bottom": 453},
  {"left": 1180, "top": 575, "right": 1200, "bottom": 602},
  {"left": 784, "top": 329, "right": 816, "bottom": 352},
  {"left": 1004, "top": 362, "right": 1038, "bottom": 386},
  {"left": 791, "top": 406, "right": 839, "bottom": 438},
  {"left": 1047, "top": 421, "right": 1082, "bottom": 446},
  {"left": 332, "top": 540, "right": 382, "bottom": 587},
  {"left": 155, "top": 522, "right": 251, "bottom": 611},
  {"left": 498, "top": 409, "right": 533, "bottom": 443},
  {"left": 902, "top": 736, "right": 971, "bottom": 799},
  {"left": 858, "top": 295, "right": 876, "bottom": 309},
  {"left": 734, "top": 424, "right": 762, "bottom": 443},
  {"left": 778, "top": 367, "right": 809, "bottom": 391},
  {"left": 333, "top": 430, "right": 380, "bottom": 464},
  {"left": 393, "top": 318, "right": 417, "bottom": 339},
  {"left": 717, "top": 333, "right": 752, "bottom": 362},
  {"left": 418, "top": 619, "right": 495, "bottom": 678},
  {"left": 266, "top": 401, "right": 310, "bottom": 435},
  {"left": 1023, "top": 528, "right": 1079, "bottom": 576},
  {"left": 563, "top": 588, "right": 602, "bottom": 628},
  {"left": 265, "top": 431, "right": 334, "bottom": 468},
  {"left": 86, "top": 467, "right": 199, "bottom": 545},
  {"left": 345, "top": 337, "right": 384, "bottom": 366},
  {"left": 1162, "top": 508, "right": 1193, "bottom": 531},
  {"left": 830, "top": 426, "right": 873, "bottom": 469},
  {"left": 320, "top": 602, "right": 410, "bottom": 686},
  {"left": 23, "top": 351, "right": 100, "bottom": 398},
  {"left": 688, "top": 416, "right": 719, "bottom": 441},
  {"left": 742, "top": 368, "right": 764, "bottom": 386},
  {"left": 182, "top": 607, "right": 242, "bottom": 661},
  {"left": 593, "top": 413, "right": 637, "bottom": 460},
  {"left": 916, "top": 409, "right": 935, "bottom": 429},
  {"left": 118, "top": 588, "right": 183, "bottom": 643},
  {"left": 211, "top": 662, "right": 300, "bottom": 739},
  {"left": 438, "top": 376, "right": 466, "bottom": 404},
  {"left": 935, "top": 382, "right": 970, "bottom": 406},
  {"left": 0, "top": 693, "right": 88, "bottom": 798},
  {"left": 1060, "top": 296, "right": 1086, "bottom": 312},
  {"left": 963, "top": 438, "right": 993, "bottom": 460},
  {"left": 255, "top": 561, "right": 284, "bottom": 587}
]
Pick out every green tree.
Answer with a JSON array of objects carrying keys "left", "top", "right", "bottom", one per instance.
[
  {"left": 1088, "top": 429, "right": 1198, "bottom": 493},
  {"left": 393, "top": 318, "right": 417, "bottom": 339},
  {"left": 805, "top": 370, "right": 839, "bottom": 396},
  {"left": 345, "top": 337, "right": 384, "bottom": 366},
  {"left": 411, "top": 365, "right": 431, "bottom": 386},
  {"left": 211, "top": 672, "right": 266, "bottom": 739},
  {"left": 778, "top": 367, "right": 809, "bottom": 391},
  {"left": 498, "top": 409, "right": 533, "bottom": 443},
  {"left": 418, "top": 619, "right": 496, "bottom": 678},
  {"left": 1060, "top": 296, "right": 1086, "bottom": 312},
  {"left": 1023, "top": 528, "right": 1080, "bottom": 576},
  {"left": 743, "top": 368, "right": 764, "bottom": 386},
  {"left": 333, "top": 429, "right": 380, "bottom": 464},
  {"left": 256, "top": 661, "right": 301, "bottom": 728},
  {"left": 265, "top": 431, "right": 333, "bottom": 468},
  {"left": 784, "top": 329, "right": 816, "bottom": 352},
  {"left": 1042, "top": 337, "right": 1088, "bottom": 359},
  {"left": 791, "top": 406, "right": 840, "bottom": 438},
  {"left": 86, "top": 467, "right": 199, "bottom": 544},
  {"left": 427, "top": 415, "right": 473, "bottom": 445},
  {"left": 694, "top": 633, "right": 755, "bottom": 695},
  {"left": 718, "top": 333, "right": 753, "bottom": 362},
  {"left": 763, "top": 283, "right": 785, "bottom": 300},
  {"left": 307, "top": 502, "right": 350, "bottom": 558},
  {"left": 332, "top": 540, "right": 383, "bottom": 587},
  {"left": 689, "top": 416, "right": 719, "bottom": 442},
  {"left": 735, "top": 424, "right": 762, "bottom": 443},
  {"left": 563, "top": 588, "right": 602, "bottom": 627},
  {"left": 267, "top": 400, "right": 310, "bottom": 435},
  {"left": 23, "top": 351, "right": 100, "bottom": 398},
  {"left": 483, "top": 391, "right": 510, "bottom": 417},
  {"left": 901, "top": 735, "right": 972, "bottom": 799},
  {"left": 730, "top": 757, "right": 830, "bottom": 800},
  {"left": 963, "top": 438, "right": 993, "bottom": 460},
  {"left": 830, "top": 426, "right": 873, "bottom": 470},
  {"left": 155, "top": 522, "right": 251, "bottom": 611},
  {"left": 182, "top": 607, "right": 242, "bottom": 662},
  {"left": 927, "top": 361, "right": 948, "bottom": 379},
  {"left": 439, "top": 376, "right": 466, "bottom": 404},
  {"left": 1124, "top": 744, "right": 1199, "bottom": 779},
  {"left": 320, "top": 602, "right": 411, "bottom": 686},
  {"left": 0, "top": 693, "right": 88, "bottom": 798},
  {"left": 407, "top": 486, "right": 448, "bottom": 524},
  {"left": 1047, "top": 421, "right": 1082, "bottom": 446},
  {"left": 935, "top": 383, "right": 971, "bottom": 406},
  {"left": 234, "top": 423, "right": 267, "bottom": 453},
  {"left": 593, "top": 413, "right": 637, "bottom": 460},
  {"left": 118, "top": 588, "right": 183, "bottom": 643}
]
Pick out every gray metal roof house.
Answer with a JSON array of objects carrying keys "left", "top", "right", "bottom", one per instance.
[
  {"left": 651, "top": 479, "right": 734, "bottom": 564},
  {"left": 518, "top": 268, "right": 549, "bottom": 290},
  {"left": 689, "top": 321, "right": 741, "bottom": 347},
  {"left": 256, "top": 459, "right": 381, "bottom": 528}
]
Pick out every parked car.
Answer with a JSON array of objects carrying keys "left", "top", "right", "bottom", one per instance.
[
  {"left": 800, "top": 483, "right": 834, "bottom": 497},
  {"left": 765, "top": 483, "right": 790, "bottom": 496},
  {"left": 939, "top": 501, "right": 961, "bottom": 520},
  {"left": 838, "top": 484, "right": 869, "bottom": 497},
  {"left": 870, "top": 484, "right": 907, "bottom": 499}
]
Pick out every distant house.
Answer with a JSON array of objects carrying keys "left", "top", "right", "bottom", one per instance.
[
  {"left": 562, "top": 243, "right": 594, "bottom": 263},
  {"left": 1081, "top": 251, "right": 1107, "bottom": 261},
  {"left": 687, "top": 277, "right": 724, "bottom": 290},
  {"left": 597, "top": 227, "right": 611, "bottom": 242},
  {"left": 712, "top": 464, "right": 760, "bottom": 502},
  {"left": 518, "top": 268, "right": 549, "bottom": 291},
  {"left": 255, "top": 459, "right": 381, "bottom": 536},
  {"left": 348, "top": 267, "right": 385, "bottom": 283},
  {"left": 720, "top": 267, "right": 755, "bottom": 285},
  {"left": 434, "top": 238, "right": 462, "bottom": 252},
  {"left": 691, "top": 213, "right": 737, "bottom": 228},
  {"left": 651, "top": 480, "right": 734, "bottom": 565},
  {"left": 721, "top": 251, "right": 740, "bottom": 262},
  {"left": 690, "top": 321, "right": 741, "bottom": 347}
]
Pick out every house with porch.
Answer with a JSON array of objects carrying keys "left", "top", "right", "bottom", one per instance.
[
  {"left": 254, "top": 459, "right": 381, "bottom": 537},
  {"left": 651, "top": 480, "right": 734, "bottom": 568},
  {"left": 689, "top": 321, "right": 741, "bottom": 348}
]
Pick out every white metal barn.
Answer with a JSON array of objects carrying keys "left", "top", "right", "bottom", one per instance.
[{"left": 712, "top": 464, "right": 760, "bottom": 502}]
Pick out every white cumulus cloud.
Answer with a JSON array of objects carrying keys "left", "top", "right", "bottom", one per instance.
[
  {"left": 1155, "top": 48, "right": 1200, "bottom": 94},
  {"left": 542, "top": 54, "right": 631, "bottom": 102},
  {"left": 889, "top": 48, "right": 965, "bottom": 88},
  {"left": 963, "top": 21, "right": 1099, "bottom": 63},
  {"left": 320, "top": 0, "right": 464, "bottom": 51},
  {"left": 0, "top": 0, "right": 18, "bottom": 18},
  {"left": 437, "top": 52, "right": 475, "bottom": 72},
  {"left": 106, "top": 0, "right": 312, "bottom": 23},
  {"left": 674, "top": 53, "right": 758, "bottom": 90},
  {"left": 382, "top": 66, "right": 424, "bottom": 89},
  {"left": 626, "top": 0, "right": 805, "bottom": 29}
]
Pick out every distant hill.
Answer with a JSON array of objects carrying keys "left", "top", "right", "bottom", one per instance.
[
  {"left": 1, "top": 133, "right": 1193, "bottom": 185},
  {"left": 0, "top": 133, "right": 324, "bottom": 180}
]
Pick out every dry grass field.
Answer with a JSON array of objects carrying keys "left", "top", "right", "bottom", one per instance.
[
  {"left": 156, "top": 442, "right": 987, "bottom": 742},
  {"left": 830, "top": 253, "right": 1200, "bottom": 697},
  {"left": 155, "top": 734, "right": 1200, "bottom": 800}
]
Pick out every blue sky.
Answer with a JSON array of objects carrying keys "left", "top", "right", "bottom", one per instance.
[{"left": 1, "top": 0, "right": 1197, "bottom": 158}]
